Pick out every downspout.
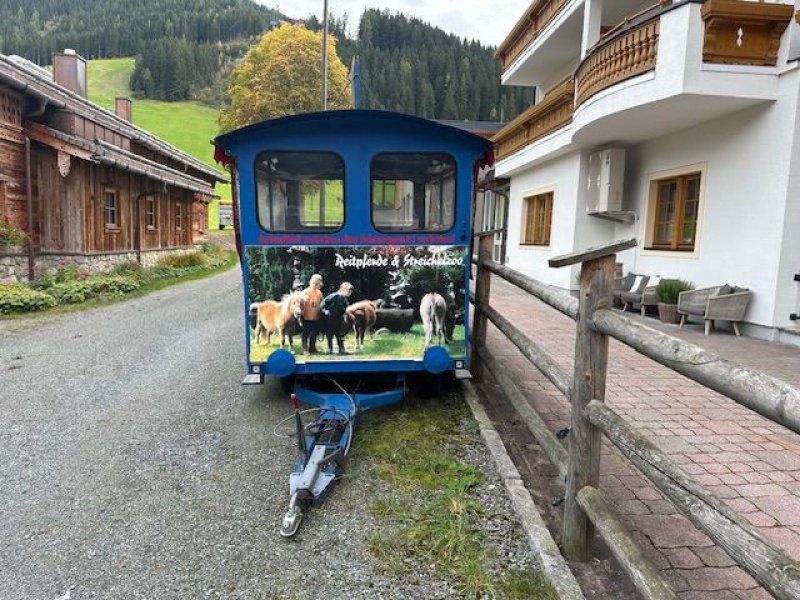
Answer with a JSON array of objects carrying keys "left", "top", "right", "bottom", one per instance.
[
  {"left": 23, "top": 99, "right": 48, "bottom": 282},
  {"left": 24, "top": 136, "right": 35, "bottom": 281}
]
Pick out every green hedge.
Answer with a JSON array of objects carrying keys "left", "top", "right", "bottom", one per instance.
[
  {"left": 0, "top": 284, "right": 58, "bottom": 314},
  {"left": 3, "top": 245, "right": 233, "bottom": 314}
]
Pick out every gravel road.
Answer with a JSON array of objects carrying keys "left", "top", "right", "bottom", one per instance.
[{"left": 0, "top": 268, "right": 537, "bottom": 599}]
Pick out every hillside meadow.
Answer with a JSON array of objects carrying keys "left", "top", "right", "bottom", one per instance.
[{"left": 86, "top": 58, "right": 232, "bottom": 227}]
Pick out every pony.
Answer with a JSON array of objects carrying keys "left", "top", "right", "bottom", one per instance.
[
  {"left": 419, "top": 292, "right": 451, "bottom": 349},
  {"left": 250, "top": 291, "right": 305, "bottom": 349},
  {"left": 344, "top": 300, "right": 377, "bottom": 350}
]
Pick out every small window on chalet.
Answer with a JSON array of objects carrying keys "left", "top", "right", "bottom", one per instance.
[
  {"left": 521, "top": 192, "right": 553, "bottom": 246},
  {"left": 175, "top": 203, "right": 183, "bottom": 230},
  {"left": 103, "top": 189, "right": 119, "bottom": 229},
  {"left": 254, "top": 151, "right": 344, "bottom": 232},
  {"left": 145, "top": 195, "right": 157, "bottom": 230},
  {"left": 371, "top": 153, "right": 456, "bottom": 232}
]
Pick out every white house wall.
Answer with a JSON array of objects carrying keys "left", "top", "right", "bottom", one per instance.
[
  {"left": 613, "top": 74, "right": 800, "bottom": 330},
  {"left": 505, "top": 152, "right": 583, "bottom": 290}
]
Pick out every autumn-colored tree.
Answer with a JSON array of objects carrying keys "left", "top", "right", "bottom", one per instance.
[{"left": 219, "top": 22, "right": 352, "bottom": 132}]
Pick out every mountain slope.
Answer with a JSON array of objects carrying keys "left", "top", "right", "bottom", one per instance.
[{"left": 0, "top": 0, "right": 285, "bottom": 63}]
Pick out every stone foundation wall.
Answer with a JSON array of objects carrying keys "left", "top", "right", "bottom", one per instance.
[{"left": 0, "top": 247, "right": 199, "bottom": 284}]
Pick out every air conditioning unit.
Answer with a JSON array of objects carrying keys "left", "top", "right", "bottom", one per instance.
[{"left": 586, "top": 148, "right": 625, "bottom": 214}]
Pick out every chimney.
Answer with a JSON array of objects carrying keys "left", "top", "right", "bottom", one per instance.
[
  {"left": 115, "top": 97, "right": 132, "bottom": 122},
  {"left": 53, "top": 49, "right": 87, "bottom": 97}
]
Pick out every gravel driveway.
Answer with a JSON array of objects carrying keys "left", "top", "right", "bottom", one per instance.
[{"left": 0, "top": 268, "right": 537, "bottom": 599}]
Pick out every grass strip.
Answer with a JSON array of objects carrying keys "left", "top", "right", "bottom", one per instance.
[{"left": 355, "top": 394, "right": 558, "bottom": 598}]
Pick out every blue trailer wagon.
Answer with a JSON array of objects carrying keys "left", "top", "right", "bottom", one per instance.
[{"left": 215, "top": 110, "right": 491, "bottom": 535}]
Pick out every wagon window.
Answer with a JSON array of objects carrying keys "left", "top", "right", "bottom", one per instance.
[
  {"left": 370, "top": 153, "right": 456, "bottom": 232},
  {"left": 254, "top": 151, "right": 344, "bottom": 232}
]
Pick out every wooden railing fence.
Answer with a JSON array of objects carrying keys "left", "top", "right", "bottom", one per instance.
[{"left": 470, "top": 234, "right": 800, "bottom": 599}]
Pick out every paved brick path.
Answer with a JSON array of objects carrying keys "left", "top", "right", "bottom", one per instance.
[{"left": 481, "top": 276, "right": 800, "bottom": 599}]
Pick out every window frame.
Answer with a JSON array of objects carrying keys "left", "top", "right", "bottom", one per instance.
[
  {"left": 642, "top": 164, "right": 705, "bottom": 256},
  {"left": 144, "top": 195, "right": 157, "bottom": 231},
  {"left": 253, "top": 150, "right": 346, "bottom": 233},
  {"left": 103, "top": 188, "right": 119, "bottom": 231},
  {"left": 175, "top": 202, "right": 183, "bottom": 231},
  {"left": 520, "top": 191, "right": 553, "bottom": 247},
  {"left": 369, "top": 152, "right": 458, "bottom": 234}
]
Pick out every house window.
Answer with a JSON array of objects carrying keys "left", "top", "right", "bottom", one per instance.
[
  {"left": 521, "top": 192, "right": 553, "bottom": 246},
  {"left": 103, "top": 189, "right": 119, "bottom": 229},
  {"left": 649, "top": 172, "right": 701, "bottom": 251},
  {"left": 175, "top": 203, "right": 183, "bottom": 230},
  {"left": 145, "top": 195, "right": 157, "bottom": 230}
]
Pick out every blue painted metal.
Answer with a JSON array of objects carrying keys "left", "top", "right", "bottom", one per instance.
[
  {"left": 423, "top": 346, "right": 452, "bottom": 374},
  {"left": 266, "top": 348, "right": 296, "bottom": 377},
  {"left": 352, "top": 56, "right": 361, "bottom": 109},
  {"left": 216, "top": 110, "right": 491, "bottom": 382}
]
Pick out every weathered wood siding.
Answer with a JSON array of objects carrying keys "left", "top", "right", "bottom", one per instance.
[
  {"left": 36, "top": 145, "right": 85, "bottom": 253},
  {"left": 0, "top": 86, "right": 32, "bottom": 240}
]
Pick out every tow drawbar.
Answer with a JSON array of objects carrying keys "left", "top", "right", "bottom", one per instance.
[{"left": 279, "top": 393, "right": 351, "bottom": 537}]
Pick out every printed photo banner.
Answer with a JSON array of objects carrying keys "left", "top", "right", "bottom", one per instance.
[{"left": 245, "top": 245, "right": 469, "bottom": 364}]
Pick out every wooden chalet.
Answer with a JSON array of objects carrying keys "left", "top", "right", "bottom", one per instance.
[{"left": 0, "top": 50, "right": 226, "bottom": 283}]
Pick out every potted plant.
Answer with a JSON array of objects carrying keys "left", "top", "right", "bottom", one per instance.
[
  {"left": 655, "top": 278, "right": 693, "bottom": 324},
  {"left": 0, "top": 215, "right": 27, "bottom": 252}
]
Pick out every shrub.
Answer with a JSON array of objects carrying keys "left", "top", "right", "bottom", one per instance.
[
  {"left": 0, "top": 215, "right": 27, "bottom": 249},
  {"left": 111, "top": 261, "right": 148, "bottom": 282},
  {"left": 31, "top": 263, "right": 91, "bottom": 289},
  {"left": 655, "top": 278, "right": 694, "bottom": 304},
  {"left": 0, "top": 284, "right": 57, "bottom": 314},
  {"left": 48, "top": 275, "right": 141, "bottom": 304},
  {"left": 158, "top": 251, "right": 208, "bottom": 268}
]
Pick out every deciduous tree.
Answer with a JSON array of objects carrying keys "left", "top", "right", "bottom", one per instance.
[{"left": 219, "top": 22, "right": 351, "bottom": 132}]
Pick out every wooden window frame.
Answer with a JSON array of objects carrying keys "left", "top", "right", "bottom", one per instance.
[
  {"left": 0, "top": 180, "right": 6, "bottom": 216},
  {"left": 103, "top": 188, "right": 120, "bottom": 231},
  {"left": 520, "top": 191, "right": 553, "bottom": 246},
  {"left": 645, "top": 170, "right": 702, "bottom": 253},
  {"left": 145, "top": 195, "right": 157, "bottom": 231},
  {"left": 175, "top": 202, "right": 183, "bottom": 231}
]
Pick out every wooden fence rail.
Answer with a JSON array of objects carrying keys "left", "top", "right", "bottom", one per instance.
[{"left": 469, "top": 234, "right": 800, "bottom": 599}]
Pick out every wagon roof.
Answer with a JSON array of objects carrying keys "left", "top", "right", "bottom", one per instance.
[{"left": 214, "top": 110, "right": 493, "bottom": 155}]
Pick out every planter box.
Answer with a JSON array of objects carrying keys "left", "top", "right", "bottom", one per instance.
[{"left": 658, "top": 302, "right": 681, "bottom": 324}]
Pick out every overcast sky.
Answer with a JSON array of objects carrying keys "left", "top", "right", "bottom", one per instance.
[{"left": 264, "top": 0, "right": 527, "bottom": 47}]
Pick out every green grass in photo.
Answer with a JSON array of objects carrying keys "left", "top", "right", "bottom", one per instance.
[{"left": 248, "top": 322, "right": 467, "bottom": 363}]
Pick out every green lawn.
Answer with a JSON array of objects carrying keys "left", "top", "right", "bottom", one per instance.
[
  {"left": 248, "top": 322, "right": 467, "bottom": 363},
  {"left": 86, "top": 58, "right": 232, "bottom": 225}
]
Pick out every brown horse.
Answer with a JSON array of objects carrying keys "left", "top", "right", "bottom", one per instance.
[
  {"left": 250, "top": 291, "right": 305, "bottom": 349},
  {"left": 344, "top": 300, "right": 377, "bottom": 350}
]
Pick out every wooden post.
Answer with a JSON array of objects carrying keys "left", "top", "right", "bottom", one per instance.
[
  {"left": 549, "top": 239, "right": 634, "bottom": 561},
  {"left": 471, "top": 233, "right": 494, "bottom": 381}
]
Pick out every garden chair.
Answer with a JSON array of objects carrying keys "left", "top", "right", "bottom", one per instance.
[
  {"left": 677, "top": 285, "right": 753, "bottom": 336},
  {"left": 615, "top": 274, "right": 650, "bottom": 314}
]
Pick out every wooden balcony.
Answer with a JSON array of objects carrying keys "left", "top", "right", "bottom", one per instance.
[
  {"left": 575, "top": 6, "right": 661, "bottom": 108},
  {"left": 574, "top": 0, "right": 793, "bottom": 108},
  {"left": 492, "top": 78, "right": 575, "bottom": 160},
  {"left": 495, "top": 0, "right": 570, "bottom": 71}
]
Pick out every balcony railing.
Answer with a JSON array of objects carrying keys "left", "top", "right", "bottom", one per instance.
[
  {"left": 495, "top": 0, "right": 570, "bottom": 71},
  {"left": 575, "top": 5, "right": 662, "bottom": 108},
  {"left": 492, "top": 78, "right": 575, "bottom": 160}
]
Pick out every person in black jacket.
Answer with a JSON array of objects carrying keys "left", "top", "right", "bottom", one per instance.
[{"left": 319, "top": 281, "right": 353, "bottom": 354}]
